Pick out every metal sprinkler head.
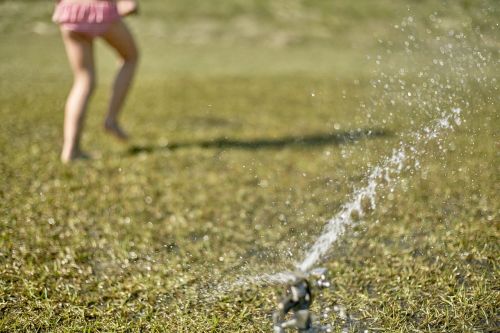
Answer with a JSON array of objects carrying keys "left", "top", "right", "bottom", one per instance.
[{"left": 272, "top": 268, "right": 330, "bottom": 333}]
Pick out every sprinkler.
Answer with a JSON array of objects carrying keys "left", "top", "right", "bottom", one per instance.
[{"left": 272, "top": 268, "right": 330, "bottom": 333}]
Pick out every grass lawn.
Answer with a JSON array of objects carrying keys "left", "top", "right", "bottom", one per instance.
[{"left": 0, "top": 0, "right": 498, "bottom": 332}]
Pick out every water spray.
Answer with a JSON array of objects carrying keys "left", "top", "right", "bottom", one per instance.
[
  {"left": 299, "top": 107, "right": 462, "bottom": 272},
  {"left": 204, "top": 107, "right": 464, "bottom": 331}
]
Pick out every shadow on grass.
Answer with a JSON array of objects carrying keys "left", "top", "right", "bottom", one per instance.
[{"left": 127, "top": 128, "right": 391, "bottom": 155}]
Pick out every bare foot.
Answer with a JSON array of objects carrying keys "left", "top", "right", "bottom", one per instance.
[
  {"left": 61, "top": 149, "right": 92, "bottom": 164},
  {"left": 104, "top": 120, "right": 129, "bottom": 142}
]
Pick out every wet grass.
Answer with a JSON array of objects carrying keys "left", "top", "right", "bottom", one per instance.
[{"left": 0, "top": 0, "right": 499, "bottom": 332}]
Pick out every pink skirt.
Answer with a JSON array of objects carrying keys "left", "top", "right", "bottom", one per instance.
[{"left": 53, "top": 1, "right": 121, "bottom": 38}]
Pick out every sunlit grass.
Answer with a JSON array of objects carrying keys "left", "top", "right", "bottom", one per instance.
[{"left": 0, "top": 0, "right": 498, "bottom": 332}]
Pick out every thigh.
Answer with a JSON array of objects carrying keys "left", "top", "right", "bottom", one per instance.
[
  {"left": 101, "top": 20, "right": 138, "bottom": 62},
  {"left": 61, "top": 29, "right": 95, "bottom": 77}
]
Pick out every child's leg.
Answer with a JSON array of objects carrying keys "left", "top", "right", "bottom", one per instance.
[
  {"left": 60, "top": 30, "right": 96, "bottom": 163},
  {"left": 102, "top": 20, "right": 139, "bottom": 141}
]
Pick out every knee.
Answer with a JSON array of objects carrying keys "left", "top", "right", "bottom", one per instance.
[
  {"left": 124, "top": 46, "right": 139, "bottom": 66},
  {"left": 74, "top": 72, "right": 96, "bottom": 95},
  {"left": 84, "top": 75, "right": 96, "bottom": 95}
]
